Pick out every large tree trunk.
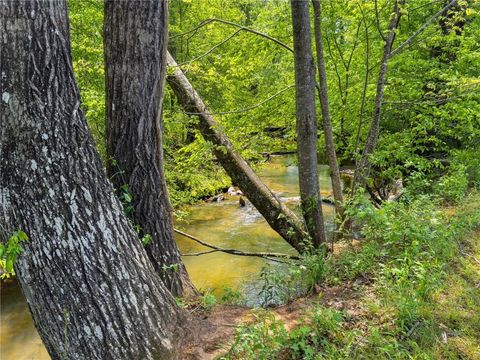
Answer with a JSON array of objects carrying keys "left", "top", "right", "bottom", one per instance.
[
  {"left": 166, "top": 53, "right": 310, "bottom": 254},
  {"left": 312, "top": 0, "right": 344, "bottom": 219},
  {"left": 0, "top": 1, "right": 183, "bottom": 359},
  {"left": 290, "top": 0, "right": 327, "bottom": 248},
  {"left": 103, "top": 0, "right": 192, "bottom": 297},
  {"left": 353, "top": 0, "right": 403, "bottom": 189}
]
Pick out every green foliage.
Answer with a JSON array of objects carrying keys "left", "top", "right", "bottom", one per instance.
[
  {"left": 288, "top": 307, "right": 346, "bottom": 359},
  {"left": 117, "top": 183, "right": 154, "bottom": 247},
  {"left": 220, "top": 286, "right": 245, "bottom": 305},
  {"left": 452, "top": 148, "right": 480, "bottom": 187},
  {"left": 224, "top": 191, "right": 480, "bottom": 359},
  {"left": 0, "top": 230, "right": 28, "bottom": 279},
  {"left": 222, "top": 310, "right": 288, "bottom": 360},
  {"left": 200, "top": 290, "right": 217, "bottom": 311},
  {"left": 67, "top": 0, "right": 480, "bottom": 207},
  {"left": 141, "top": 233, "right": 153, "bottom": 246},
  {"left": 434, "top": 163, "right": 469, "bottom": 202},
  {"left": 257, "top": 252, "right": 327, "bottom": 308},
  {"left": 162, "top": 262, "right": 180, "bottom": 273},
  {"left": 69, "top": 0, "right": 106, "bottom": 159},
  {"left": 119, "top": 184, "right": 134, "bottom": 217}
]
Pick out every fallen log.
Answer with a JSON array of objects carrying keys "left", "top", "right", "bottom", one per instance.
[{"left": 167, "top": 52, "right": 310, "bottom": 253}]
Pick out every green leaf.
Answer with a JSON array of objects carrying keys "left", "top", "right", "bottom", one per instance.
[
  {"left": 5, "top": 258, "right": 14, "bottom": 273},
  {"left": 17, "top": 230, "right": 28, "bottom": 242}
]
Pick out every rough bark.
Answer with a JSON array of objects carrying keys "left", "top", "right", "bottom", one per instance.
[
  {"left": 0, "top": 1, "right": 183, "bottom": 359},
  {"left": 104, "top": 0, "right": 193, "bottom": 297},
  {"left": 290, "top": 0, "right": 327, "bottom": 248},
  {"left": 166, "top": 53, "right": 309, "bottom": 254},
  {"left": 353, "top": 0, "right": 404, "bottom": 189},
  {"left": 312, "top": 0, "right": 344, "bottom": 219}
]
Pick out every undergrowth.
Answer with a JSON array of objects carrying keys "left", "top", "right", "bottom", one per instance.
[{"left": 220, "top": 191, "right": 480, "bottom": 359}]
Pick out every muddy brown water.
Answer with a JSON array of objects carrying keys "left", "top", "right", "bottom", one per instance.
[{"left": 0, "top": 155, "right": 337, "bottom": 359}]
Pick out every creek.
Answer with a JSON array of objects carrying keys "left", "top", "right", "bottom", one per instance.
[{"left": 0, "top": 155, "right": 337, "bottom": 359}]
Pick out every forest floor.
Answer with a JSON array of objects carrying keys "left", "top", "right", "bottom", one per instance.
[
  {"left": 179, "top": 236, "right": 385, "bottom": 359},
  {"left": 180, "top": 277, "right": 373, "bottom": 359},
  {"left": 180, "top": 220, "right": 480, "bottom": 359}
]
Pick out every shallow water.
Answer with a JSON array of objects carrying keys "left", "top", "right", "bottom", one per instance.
[
  {"left": 0, "top": 155, "right": 336, "bottom": 359},
  {"left": 0, "top": 281, "right": 50, "bottom": 360},
  {"left": 175, "top": 156, "right": 336, "bottom": 302}
]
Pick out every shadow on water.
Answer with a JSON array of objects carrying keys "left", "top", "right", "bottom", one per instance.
[{"left": 0, "top": 155, "right": 338, "bottom": 358}]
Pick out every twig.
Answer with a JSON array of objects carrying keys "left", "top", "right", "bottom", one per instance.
[
  {"left": 175, "top": 228, "right": 300, "bottom": 261},
  {"left": 178, "top": 84, "right": 295, "bottom": 116},
  {"left": 171, "top": 18, "right": 293, "bottom": 53},
  {"left": 175, "top": 29, "right": 243, "bottom": 67},
  {"left": 374, "top": 0, "right": 387, "bottom": 42},
  {"left": 182, "top": 249, "right": 219, "bottom": 256},
  {"left": 460, "top": 250, "right": 480, "bottom": 266}
]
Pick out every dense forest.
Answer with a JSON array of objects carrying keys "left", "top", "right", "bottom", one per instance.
[{"left": 1, "top": 0, "right": 480, "bottom": 359}]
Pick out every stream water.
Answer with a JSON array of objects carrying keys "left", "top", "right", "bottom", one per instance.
[{"left": 0, "top": 155, "right": 336, "bottom": 359}]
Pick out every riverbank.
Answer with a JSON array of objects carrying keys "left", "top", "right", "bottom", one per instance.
[
  {"left": 2, "top": 164, "right": 479, "bottom": 359},
  {"left": 181, "top": 192, "right": 480, "bottom": 359}
]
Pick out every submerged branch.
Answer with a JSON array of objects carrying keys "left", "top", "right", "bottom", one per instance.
[{"left": 175, "top": 228, "right": 300, "bottom": 261}]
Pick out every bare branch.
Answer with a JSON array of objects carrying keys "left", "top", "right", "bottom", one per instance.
[
  {"left": 325, "top": 34, "right": 344, "bottom": 95},
  {"left": 375, "top": 0, "right": 387, "bottom": 41},
  {"left": 175, "top": 29, "right": 243, "bottom": 67},
  {"left": 352, "top": 2, "right": 372, "bottom": 177},
  {"left": 173, "top": 84, "right": 295, "bottom": 116},
  {"left": 171, "top": 17, "right": 293, "bottom": 53},
  {"left": 175, "top": 228, "right": 300, "bottom": 260}
]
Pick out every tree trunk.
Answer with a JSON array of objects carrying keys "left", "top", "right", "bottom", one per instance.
[
  {"left": 166, "top": 53, "right": 310, "bottom": 254},
  {"left": 0, "top": 1, "right": 183, "bottom": 359},
  {"left": 290, "top": 0, "right": 327, "bottom": 248},
  {"left": 312, "top": 0, "right": 344, "bottom": 219},
  {"left": 353, "top": 0, "right": 403, "bottom": 189},
  {"left": 104, "top": 0, "right": 193, "bottom": 297}
]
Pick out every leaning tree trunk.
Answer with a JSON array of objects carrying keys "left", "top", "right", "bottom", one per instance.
[
  {"left": 291, "top": 0, "right": 327, "bottom": 248},
  {"left": 166, "top": 53, "right": 310, "bottom": 253},
  {"left": 353, "top": 0, "right": 403, "bottom": 190},
  {"left": 312, "top": 0, "right": 344, "bottom": 220},
  {"left": 104, "top": 0, "right": 192, "bottom": 297},
  {"left": 0, "top": 1, "right": 183, "bottom": 359}
]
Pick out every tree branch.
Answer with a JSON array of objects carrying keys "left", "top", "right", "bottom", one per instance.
[
  {"left": 175, "top": 29, "right": 243, "bottom": 66},
  {"left": 171, "top": 17, "right": 293, "bottom": 53},
  {"left": 174, "top": 228, "right": 300, "bottom": 260},
  {"left": 375, "top": 0, "right": 387, "bottom": 42},
  {"left": 176, "top": 84, "right": 295, "bottom": 116}
]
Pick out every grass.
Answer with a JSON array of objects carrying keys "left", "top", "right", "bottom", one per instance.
[{"left": 219, "top": 192, "right": 480, "bottom": 359}]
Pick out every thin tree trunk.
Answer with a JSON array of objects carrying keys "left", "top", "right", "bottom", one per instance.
[
  {"left": 0, "top": 1, "right": 183, "bottom": 359},
  {"left": 353, "top": 0, "right": 403, "bottom": 189},
  {"left": 104, "top": 0, "right": 193, "bottom": 297},
  {"left": 166, "top": 53, "right": 309, "bottom": 254},
  {"left": 312, "top": 0, "right": 344, "bottom": 220},
  {"left": 291, "top": 0, "right": 326, "bottom": 248},
  {"left": 352, "top": 4, "right": 371, "bottom": 187}
]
